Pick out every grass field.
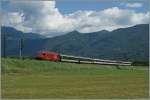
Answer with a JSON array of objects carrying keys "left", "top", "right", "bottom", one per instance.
[{"left": 1, "top": 58, "right": 149, "bottom": 99}]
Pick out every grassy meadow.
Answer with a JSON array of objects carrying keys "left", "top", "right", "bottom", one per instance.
[{"left": 1, "top": 58, "right": 149, "bottom": 99}]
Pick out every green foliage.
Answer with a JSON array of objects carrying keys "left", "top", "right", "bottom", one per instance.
[{"left": 132, "top": 61, "right": 149, "bottom": 66}]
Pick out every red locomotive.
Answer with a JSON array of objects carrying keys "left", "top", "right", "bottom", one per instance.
[{"left": 36, "top": 51, "right": 61, "bottom": 61}]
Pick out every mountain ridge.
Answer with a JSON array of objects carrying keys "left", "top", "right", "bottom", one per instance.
[
  {"left": 1, "top": 26, "right": 46, "bottom": 39},
  {"left": 1, "top": 24, "right": 149, "bottom": 61}
]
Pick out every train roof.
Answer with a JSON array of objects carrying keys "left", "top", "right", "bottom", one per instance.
[{"left": 38, "top": 51, "right": 59, "bottom": 55}]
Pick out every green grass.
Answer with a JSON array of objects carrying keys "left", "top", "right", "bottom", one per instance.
[{"left": 1, "top": 58, "right": 149, "bottom": 99}]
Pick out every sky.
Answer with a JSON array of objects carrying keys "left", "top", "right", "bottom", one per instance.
[{"left": 1, "top": 0, "right": 149, "bottom": 37}]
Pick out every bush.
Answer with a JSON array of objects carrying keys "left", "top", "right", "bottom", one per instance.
[{"left": 132, "top": 61, "right": 149, "bottom": 66}]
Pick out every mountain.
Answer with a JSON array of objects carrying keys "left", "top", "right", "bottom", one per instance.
[
  {"left": 1, "top": 24, "right": 149, "bottom": 61},
  {"left": 1, "top": 26, "right": 46, "bottom": 39},
  {"left": 1, "top": 26, "right": 47, "bottom": 57},
  {"left": 42, "top": 24, "right": 149, "bottom": 61}
]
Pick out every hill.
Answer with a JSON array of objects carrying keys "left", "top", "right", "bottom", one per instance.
[
  {"left": 1, "top": 26, "right": 46, "bottom": 39},
  {"left": 1, "top": 24, "right": 149, "bottom": 61},
  {"left": 43, "top": 24, "right": 149, "bottom": 61}
]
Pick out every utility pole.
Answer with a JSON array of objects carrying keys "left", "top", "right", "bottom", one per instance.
[
  {"left": 19, "top": 38, "right": 23, "bottom": 59},
  {"left": 3, "top": 33, "right": 6, "bottom": 58}
]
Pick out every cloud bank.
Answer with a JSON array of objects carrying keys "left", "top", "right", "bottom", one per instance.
[
  {"left": 2, "top": 1, "right": 149, "bottom": 37},
  {"left": 126, "top": 3, "right": 143, "bottom": 8}
]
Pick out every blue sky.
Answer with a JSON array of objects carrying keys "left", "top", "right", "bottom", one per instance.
[
  {"left": 1, "top": 0, "right": 149, "bottom": 37},
  {"left": 56, "top": 0, "right": 149, "bottom": 14},
  {"left": 2, "top": 0, "right": 148, "bottom": 13}
]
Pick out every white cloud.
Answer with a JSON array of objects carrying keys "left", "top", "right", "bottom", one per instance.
[
  {"left": 2, "top": 12, "right": 24, "bottom": 25},
  {"left": 126, "top": 3, "right": 143, "bottom": 8},
  {"left": 2, "top": 1, "right": 149, "bottom": 37},
  {"left": 2, "top": 11, "right": 32, "bottom": 32},
  {"left": 68, "top": 7, "right": 149, "bottom": 33}
]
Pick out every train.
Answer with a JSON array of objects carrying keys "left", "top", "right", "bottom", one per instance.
[
  {"left": 36, "top": 51, "right": 61, "bottom": 61},
  {"left": 35, "top": 51, "right": 132, "bottom": 66}
]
